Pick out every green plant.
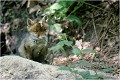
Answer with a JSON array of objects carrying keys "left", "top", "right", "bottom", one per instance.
[
  {"left": 59, "top": 65, "right": 113, "bottom": 80},
  {"left": 50, "top": 33, "right": 96, "bottom": 60},
  {"left": 39, "top": 0, "right": 83, "bottom": 26},
  {"left": 101, "top": 67, "right": 115, "bottom": 73},
  {"left": 38, "top": 1, "right": 117, "bottom": 78},
  {"left": 50, "top": 33, "right": 73, "bottom": 56},
  {"left": 42, "top": 1, "right": 112, "bottom": 79},
  {"left": 48, "top": 0, "right": 97, "bottom": 57}
]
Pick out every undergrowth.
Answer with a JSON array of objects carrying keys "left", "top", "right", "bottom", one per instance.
[{"left": 37, "top": 0, "right": 117, "bottom": 79}]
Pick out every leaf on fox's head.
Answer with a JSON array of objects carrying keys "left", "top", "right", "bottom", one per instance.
[{"left": 27, "top": 18, "right": 34, "bottom": 26}]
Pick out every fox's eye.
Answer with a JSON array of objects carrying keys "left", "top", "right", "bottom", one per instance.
[
  {"left": 44, "top": 28, "right": 46, "bottom": 30},
  {"left": 36, "top": 30, "right": 39, "bottom": 32},
  {"left": 33, "top": 30, "right": 38, "bottom": 32},
  {"left": 38, "top": 22, "right": 42, "bottom": 26}
]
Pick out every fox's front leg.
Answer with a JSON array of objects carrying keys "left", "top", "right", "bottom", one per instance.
[{"left": 24, "top": 45, "right": 32, "bottom": 59}]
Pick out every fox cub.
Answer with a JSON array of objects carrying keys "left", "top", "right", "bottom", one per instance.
[{"left": 18, "top": 18, "right": 48, "bottom": 62}]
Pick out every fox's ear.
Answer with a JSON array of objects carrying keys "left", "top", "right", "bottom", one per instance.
[{"left": 27, "top": 18, "right": 34, "bottom": 26}]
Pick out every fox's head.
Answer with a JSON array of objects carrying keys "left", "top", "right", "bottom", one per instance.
[{"left": 27, "top": 18, "right": 48, "bottom": 38}]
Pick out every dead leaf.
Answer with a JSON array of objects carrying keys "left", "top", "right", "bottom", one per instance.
[
  {"left": 29, "top": 5, "right": 41, "bottom": 14},
  {"left": 75, "top": 39, "right": 82, "bottom": 50},
  {"left": 82, "top": 42, "right": 91, "bottom": 49}
]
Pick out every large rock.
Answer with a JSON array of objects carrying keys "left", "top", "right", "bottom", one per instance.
[
  {"left": 0, "top": 56, "right": 75, "bottom": 80},
  {"left": 0, "top": 56, "right": 117, "bottom": 80}
]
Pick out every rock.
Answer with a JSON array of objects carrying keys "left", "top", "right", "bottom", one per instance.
[
  {"left": 0, "top": 56, "right": 74, "bottom": 80},
  {"left": 0, "top": 56, "right": 118, "bottom": 80}
]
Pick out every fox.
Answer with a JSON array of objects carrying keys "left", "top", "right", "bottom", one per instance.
[{"left": 18, "top": 18, "right": 48, "bottom": 63}]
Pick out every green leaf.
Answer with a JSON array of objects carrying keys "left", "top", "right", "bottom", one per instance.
[
  {"left": 60, "top": 47, "right": 67, "bottom": 56},
  {"left": 72, "top": 47, "right": 82, "bottom": 55},
  {"left": 78, "top": 60, "right": 91, "bottom": 66},
  {"left": 58, "top": 40, "right": 73, "bottom": 47},
  {"left": 53, "top": 24, "right": 62, "bottom": 33},
  {"left": 61, "top": 8, "right": 68, "bottom": 13},
  {"left": 44, "top": 8, "right": 56, "bottom": 15},
  {"left": 75, "top": 78, "right": 83, "bottom": 80},
  {"left": 89, "top": 74, "right": 100, "bottom": 79},
  {"left": 71, "top": 69, "right": 79, "bottom": 74},
  {"left": 60, "top": 33, "right": 67, "bottom": 40},
  {"left": 101, "top": 67, "right": 115, "bottom": 72},
  {"left": 79, "top": 71, "right": 91, "bottom": 79},
  {"left": 49, "top": 8, "right": 56, "bottom": 14},
  {"left": 50, "top": 3, "right": 63, "bottom": 10},
  {"left": 50, "top": 40, "right": 73, "bottom": 53},
  {"left": 59, "top": 66, "right": 72, "bottom": 71},
  {"left": 49, "top": 40, "right": 73, "bottom": 53},
  {"left": 50, "top": 24, "right": 62, "bottom": 33},
  {"left": 67, "top": 15, "right": 82, "bottom": 27},
  {"left": 59, "top": 0, "right": 75, "bottom": 9},
  {"left": 49, "top": 45, "right": 62, "bottom": 53},
  {"left": 79, "top": 0, "right": 85, "bottom": 5}
]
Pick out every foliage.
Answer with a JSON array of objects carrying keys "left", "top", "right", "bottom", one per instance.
[
  {"left": 101, "top": 67, "right": 115, "bottom": 73},
  {"left": 46, "top": 1, "right": 116, "bottom": 79},
  {"left": 47, "top": 0, "right": 87, "bottom": 56},
  {"left": 72, "top": 47, "right": 82, "bottom": 56},
  {"left": 67, "top": 15, "right": 82, "bottom": 28},
  {"left": 40, "top": 0, "right": 82, "bottom": 27},
  {"left": 59, "top": 65, "right": 112, "bottom": 79},
  {"left": 49, "top": 23, "right": 62, "bottom": 34},
  {"left": 50, "top": 33, "right": 73, "bottom": 56}
]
